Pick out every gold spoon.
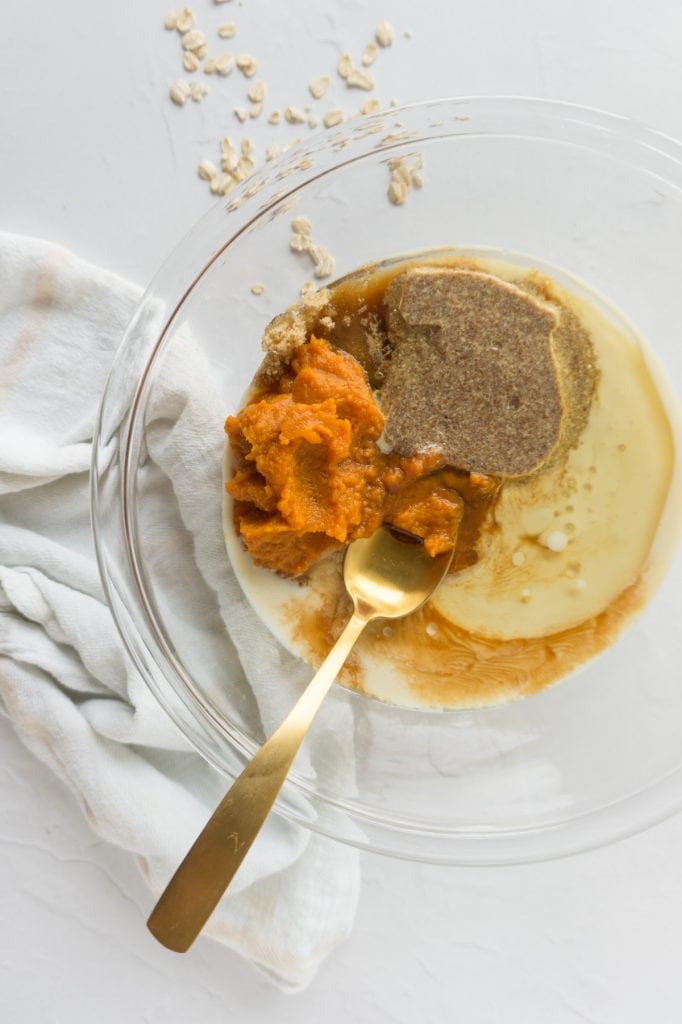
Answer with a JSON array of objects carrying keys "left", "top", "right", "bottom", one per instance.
[{"left": 147, "top": 526, "right": 453, "bottom": 952}]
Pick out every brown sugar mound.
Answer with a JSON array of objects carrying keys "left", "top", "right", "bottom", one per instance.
[
  {"left": 226, "top": 336, "right": 468, "bottom": 576},
  {"left": 383, "top": 268, "right": 564, "bottom": 476}
]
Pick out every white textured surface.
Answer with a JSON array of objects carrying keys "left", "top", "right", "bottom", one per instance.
[{"left": 3, "top": 0, "right": 682, "bottom": 1019}]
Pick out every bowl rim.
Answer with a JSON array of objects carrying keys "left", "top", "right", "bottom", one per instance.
[{"left": 91, "top": 94, "right": 682, "bottom": 865}]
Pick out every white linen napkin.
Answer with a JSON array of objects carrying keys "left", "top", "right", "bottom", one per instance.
[{"left": 0, "top": 232, "right": 360, "bottom": 992}]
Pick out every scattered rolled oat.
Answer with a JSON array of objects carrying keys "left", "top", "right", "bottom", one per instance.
[
  {"left": 359, "top": 97, "right": 381, "bottom": 115},
  {"left": 169, "top": 78, "right": 191, "bottom": 105},
  {"left": 162, "top": 9, "right": 405, "bottom": 209},
  {"left": 309, "top": 75, "right": 330, "bottom": 99},
  {"left": 220, "top": 136, "right": 238, "bottom": 171},
  {"left": 290, "top": 217, "right": 334, "bottom": 279},
  {"left": 323, "top": 108, "right": 345, "bottom": 128},
  {"left": 247, "top": 79, "right": 266, "bottom": 103},
  {"left": 236, "top": 53, "right": 258, "bottom": 77},
  {"left": 337, "top": 54, "right": 353, "bottom": 80},
  {"left": 337, "top": 54, "right": 374, "bottom": 90},
  {"left": 214, "top": 51, "right": 232, "bottom": 74},
  {"left": 198, "top": 158, "right": 217, "bottom": 180},
  {"left": 387, "top": 154, "right": 423, "bottom": 204},
  {"left": 362, "top": 42, "right": 378, "bottom": 66},
  {"left": 210, "top": 172, "right": 234, "bottom": 195},
  {"left": 251, "top": 283, "right": 265, "bottom": 295},
  {"left": 176, "top": 7, "right": 195, "bottom": 33},
  {"left": 215, "top": 51, "right": 234, "bottom": 74},
  {"left": 346, "top": 66, "right": 374, "bottom": 90},
  {"left": 241, "top": 138, "right": 255, "bottom": 157},
  {"left": 190, "top": 80, "right": 209, "bottom": 101},
  {"left": 285, "top": 105, "right": 307, "bottom": 124},
  {"left": 234, "top": 154, "right": 255, "bottom": 181},
  {"left": 375, "top": 20, "right": 394, "bottom": 47},
  {"left": 181, "top": 29, "right": 206, "bottom": 52}
]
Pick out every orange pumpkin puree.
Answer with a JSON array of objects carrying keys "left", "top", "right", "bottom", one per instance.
[{"left": 225, "top": 336, "right": 492, "bottom": 577}]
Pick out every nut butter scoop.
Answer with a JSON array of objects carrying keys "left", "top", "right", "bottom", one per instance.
[{"left": 382, "top": 267, "right": 564, "bottom": 476}]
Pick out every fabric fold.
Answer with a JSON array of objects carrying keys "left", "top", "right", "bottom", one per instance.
[{"left": 0, "top": 233, "right": 360, "bottom": 992}]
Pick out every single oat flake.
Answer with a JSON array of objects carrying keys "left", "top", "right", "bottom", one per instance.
[
  {"left": 375, "top": 20, "right": 394, "bottom": 47},
  {"left": 169, "top": 78, "right": 191, "bottom": 105},
  {"left": 210, "top": 172, "right": 234, "bottom": 196},
  {"left": 250, "top": 283, "right": 265, "bottom": 295},
  {"left": 323, "top": 109, "right": 345, "bottom": 128},
  {"left": 190, "top": 80, "right": 209, "bottom": 101},
  {"left": 197, "top": 158, "right": 217, "bottom": 180},
  {"left": 309, "top": 75, "right": 330, "bottom": 99},
  {"left": 362, "top": 42, "right": 378, "bottom": 66},
  {"left": 215, "top": 52, "right": 234, "bottom": 74},
  {"left": 221, "top": 137, "right": 238, "bottom": 172},
  {"left": 176, "top": 7, "right": 195, "bottom": 33},
  {"left": 337, "top": 54, "right": 353, "bottom": 80},
  {"left": 285, "top": 105, "right": 307, "bottom": 124},
  {"left": 218, "top": 22, "right": 236, "bottom": 38},
  {"left": 359, "top": 97, "right": 381, "bottom": 115},
  {"left": 181, "top": 29, "right": 206, "bottom": 52},
  {"left": 346, "top": 66, "right": 374, "bottom": 90},
  {"left": 247, "top": 79, "right": 266, "bottom": 103},
  {"left": 236, "top": 53, "right": 258, "bottom": 77}
]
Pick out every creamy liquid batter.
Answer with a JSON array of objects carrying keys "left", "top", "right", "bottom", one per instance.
[{"left": 224, "top": 251, "right": 681, "bottom": 710}]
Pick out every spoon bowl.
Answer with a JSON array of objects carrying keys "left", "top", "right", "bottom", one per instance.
[{"left": 345, "top": 527, "right": 454, "bottom": 620}]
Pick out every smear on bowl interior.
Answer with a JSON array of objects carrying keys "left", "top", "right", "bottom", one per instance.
[{"left": 223, "top": 249, "right": 681, "bottom": 710}]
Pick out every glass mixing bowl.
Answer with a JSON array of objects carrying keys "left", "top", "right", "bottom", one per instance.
[{"left": 92, "top": 97, "right": 682, "bottom": 865}]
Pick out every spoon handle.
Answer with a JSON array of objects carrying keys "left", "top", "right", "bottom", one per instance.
[{"left": 147, "top": 611, "right": 368, "bottom": 953}]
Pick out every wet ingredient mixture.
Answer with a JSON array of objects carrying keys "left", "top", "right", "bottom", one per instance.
[{"left": 224, "top": 251, "right": 678, "bottom": 709}]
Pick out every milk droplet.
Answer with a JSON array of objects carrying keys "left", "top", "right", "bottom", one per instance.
[{"left": 542, "top": 530, "right": 568, "bottom": 552}]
